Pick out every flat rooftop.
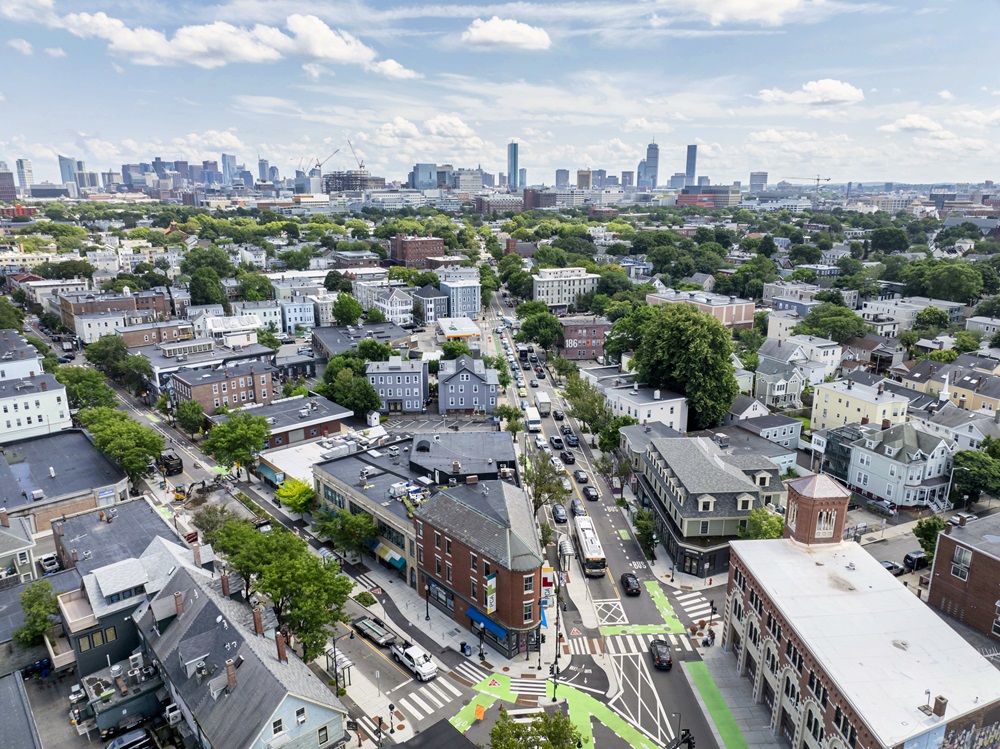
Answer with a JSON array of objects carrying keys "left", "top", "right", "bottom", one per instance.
[
  {"left": 211, "top": 395, "right": 352, "bottom": 431},
  {"left": 0, "top": 430, "right": 125, "bottom": 507},
  {"left": 135, "top": 342, "right": 274, "bottom": 370},
  {"left": 733, "top": 538, "right": 1000, "bottom": 747},
  {"left": 312, "top": 322, "right": 409, "bottom": 357}
]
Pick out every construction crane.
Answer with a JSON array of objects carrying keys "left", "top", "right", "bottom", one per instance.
[
  {"left": 787, "top": 175, "right": 832, "bottom": 197},
  {"left": 347, "top": 140, "right": 365, "bottom": 170},
  {"left": 311, "top": 149, "right": 340, "bottom": 172}
]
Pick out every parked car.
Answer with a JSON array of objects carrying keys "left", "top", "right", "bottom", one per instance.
[
  {"left": 583, "top": 486, "right": 599, "bottom": 501},
  {"left": 573, "top": 470, "right": 589, "bottom": 484},
  {"left": 549, "top": 457, "right": 564, "bottom": 471},
  {"left": 57, "top": 354, "right": 74, "bottom": 364},
  {"left": 570, "top": 498, "right": 587, "bottom": 516},
  {"left": 880, "top": 561, "right": 906, "bottom": 576},
  {"left": 565, "top": 434, "right": 580, "bottom": 447},
  {"left": 903, "top": 550, "right": 929, "bottom": 571},
  {"left": 549, "top": 435, "right": 565, "bottom": 450},
  {"left": 38, "top": 553, "right": 60, "bottom": 573},
  {"left": 560, "top": 476, "right": 572, "bottom": 491},
  {"left": 553, "top": 409, "right": 565, "bottom": 421},
  {"left": 620, "top": 573, "right": 641, "bottom": 596},
  {"left": 869, "top": 499, "right": 897, "bottom": 516},
  {"left": 948, "top": 512, "right": 978, "bottom": 526},
  {"left": 552, "top": 504, "right": 568, "bottom": 524},
  {"left": 559, "top": 450, "right": 575, "bottom": 464},
  {"left": 649, "top": 639, "right": 673, "bottom": 670}
]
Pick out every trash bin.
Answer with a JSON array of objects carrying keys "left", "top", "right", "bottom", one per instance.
[{"left": 462, "top": 643, "right": 472, "bottom": 657}]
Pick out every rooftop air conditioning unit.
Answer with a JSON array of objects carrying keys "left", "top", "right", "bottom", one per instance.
[{"left": 165, "top": 704, "right": 182, "bottom": 726}]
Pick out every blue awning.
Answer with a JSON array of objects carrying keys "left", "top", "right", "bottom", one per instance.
[
  {"left": 387, "top": 553, "right": 406, "bottom": 570},
  {"left": 467, "top": 608, "right": 508, "bottom": 639}
]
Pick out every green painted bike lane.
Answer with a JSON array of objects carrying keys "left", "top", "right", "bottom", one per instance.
[
  {"left": 686, "top": 662, "right": 747, "bottom": 749},
  {"left": 599, "top": 581, "right": 687, "bottom": 636}
]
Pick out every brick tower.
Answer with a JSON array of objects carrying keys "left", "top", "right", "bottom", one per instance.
[{"left": 783, "top": 474, "right": 851, "bottom": 545}]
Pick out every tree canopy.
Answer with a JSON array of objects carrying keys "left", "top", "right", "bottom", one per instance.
[
  {"left": 332, "top": 294, "right": 363, "bottom": 325},
  {"left": 202, "top": 411, "right": 271, "bottom": 477},
  {"left": 738, "top": 507, "right": 785, "bottom": 539},
  {"left": 793, "top": 303, "right": 870, "bottom": 343},
  {"left": 55, "top": 366, "right": 117, "bottom": 410}
]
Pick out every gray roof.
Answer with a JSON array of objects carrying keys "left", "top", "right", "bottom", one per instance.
[
  {"left": 921, "top": 402, "right": 1000, "bottom": 437},
  {"left": 173, "top": 361, "right": 276, "bottom": 387},
  {"left": 728, "top": 394, "right": 767, "bottom": 416},
  {"left": 693, "top": 427, "right": 793, "bottom": 464},
  {"left": 937, "top": 511, "right": 1000, "bottom": 559},
  {"left": 754, "top": 359, "right": 801, "bottom": 379},
  {"left": 0, "top": 373, "right": 64, "bottom": 400},
  {"left": 137, "top": 342, "right": 274, "bottom": 371},
  {"left": 757, "top": 339, "right": 803, "bottom": 364},
  {"left": 413, "top": 481, "right": 542, "bottom": 573},
  {"left": 408, "top": 432, "right": 516, "bottom": 478},
  {"left": 412, "top": 285, "right": 447, "bottom": 300},
  {"left": 0, "top": 567, "right": 81, "bottom": 644},
  {"left": 619, "top": 422, "right": 683, "bottom": 456},
  {"left": 739, "top": 414, "right": 801, "bottom": 431},
  {"left": 648, "top": 437, "right": 764, "bottom": 495},
  {"left": 0, "top": 515, "right": 33, "bottom": 556},
  {"left": 138, "top": 568, "right": 346, "bottom": 749},
  {"left": 0, "top": 674, "right": 42, "bottom": 749},
  {"left": 210, "top": 396, "right": 352, "bottom": 430},
  {"left": 366, "top": 356, "right": 426, "bottom": 375},
  {"left": 0, "top": 430, "right": 125, "bottom": 511},
  {"left": 851, "top": 422, "right": 952, "bottom": 463},
  {"left": 0, "top": 329, "right": 40, "bottom": 362},
  {"left": 312, "top": 322, "right": 409, "bottom": 357},
  {"left": 438, "top": 355, "right": 499, "bottom": 386}
]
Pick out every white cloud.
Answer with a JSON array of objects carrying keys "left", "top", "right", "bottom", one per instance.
[
  {"left": 44, "top": 47, "right": 66, "bottom": 57},
  {"left": 623, "top": 117, "right": 673, "bottom": 133},
  {"left": 667, "top": 0, "right": 830, "bottom": 26},
  {"left": 938, "top": 89, "right": 954, "bottom": 100},
  {"left": 878, "top": 114, "right": 943, "bottom": 132},
  {"left": 366, "top": 59, "right": 422, "bottom": 80},
  {"left": 748, "top": 129, "right": 818, "bottom": 143},
  {"left": 952, "top": 108, "right": 1000, "bottom": 128},
  {"left": 461, "top": 17, "right": 552, "bottom": 51},
  {"left": 283, "top": 14, "right": 376, "bottom": 64},
  {"left": 7, "top": 39, "right": 33, "bottom": 55},
  {"left": 301, "top": 63, "right": 330, "bottom": 81},
  {"left": 424, "top": 114, "right": 474, "bottom": 138},
  {"left": 758, "top": 79, "right": 865, "bottom": 105}
]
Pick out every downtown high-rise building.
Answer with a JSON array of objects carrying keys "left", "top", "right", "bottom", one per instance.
[
  {"left": 685, "top": 145, "right": 697, "bottom": 187},
  {"left": 507, "top": 142, "right": 519, "bottom": 190},
  {"left": 0, "top": 166, "right": 16, "bottom": 202},
  {"left": 15, "top": 159, "right": 33, "bottom": 195},
  {"left": 518, "top": 168, "right": 526, "bottom": 188},
  {"left": 749, "top": 171, "right": 768, "bottom": 194},
  {"left": 577, "top": 169, "right": 592, "bottom": 189},
  {"left": 258, "top": 159, "right": 270, "bottom": 182},
  {"left": 409, "top": 163, "right": 437, "bottom": 189},
  {"left": 555, "top": 169, "right": 569, "bottom": 188},
  {"left": 643, "top": 143, "right": 658, "bottom": 189},
  {"left": 58, "top": 154, "right": 78, "bottom": 185},
  {"left": 221, "top": 153, "right": 237, "bottom": 184}
]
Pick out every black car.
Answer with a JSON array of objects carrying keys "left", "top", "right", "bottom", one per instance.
[
  {"left": 583, "top": 486, "right": 599, "bottom": 501},
  {"left": 549, "top": 436, "right": 565, "bottom": 450},
  {"left": 537, "top": 370, "right": 546, "bottom": 379},
  {"left": 649, "top": 639, "right": 673, "bottom": 671},
  {"left": 57, "top": 354, "right": 74, "bottom": 363},
  {"left": 561, "top": 424, "right": 574, "bottom": 436},
  {"left": 565, "top": 434, "right": 579, "bottom": 447},
  {"left": 559, "top": 450, "right": 575, "bottom": 464},
  {"left": 573, "top": 470, "right": 589, "bottom": 484},
  {"left": 553, "top": 409, "right": 565, "bottom": 421},
  {"left": 570, "top": 498, "right": 586, "bottom": 517},
  {"left": 620, "top": 572, "right": 641, "bottom": 596},
  {"left": 552, "top": 504, "right": 568, "bottom": 524}
]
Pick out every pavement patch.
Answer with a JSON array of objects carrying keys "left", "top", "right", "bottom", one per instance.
[
  {"left": 617, "top": 529, "right": 631, "bottom": 540},
  {"left": 686, "top": 661, "right": 747, "bottom": 749}
]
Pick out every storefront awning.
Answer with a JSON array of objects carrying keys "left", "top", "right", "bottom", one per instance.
[
  {"left": 374, "top": 543, "right": 392, "bottom": 561},
  {"left": 387, "top": 552, "right": 406, "bottom": 570},
  {"left": 467, "top": 608, "right": 508, "bottom": 639}
]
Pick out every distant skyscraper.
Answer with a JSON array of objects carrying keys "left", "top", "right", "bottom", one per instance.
[
  {"left": 555, "top": 169, "right": 570, "bottom": 188},
  {"left": 592, "top": 169, "right": 607, "bottom": 188},
  {"left": 577, "top": 170, "right": 592, "bottom": 189},
  {"left": 749, "top": 171, "right": 768, "bottom": 194},
  {"left": 0, "top": 168, "right": 16, "bottom": 202},
  {"left": 669, "top": 173, "right": 686, "bottom": 189},
  {"left": 697, "top": 176, "right": 710, "bottom": 187},
  {"left": 221, "top": 153, "right": 237, "bottom": 185},
  {"left": 644, "top": 143, "right": 659, "bottom": 189},
  {"left": 410, "top": 163, "right": 437, "bottom": 189},
  {"left": 685, "top": 145, "right": 697, "bottom": 187},
  {"left": 15, "top": 159, "right": 33, "bottom": 194},
  {"left": 58, "top": 155, "right": 77, "bottom": 185},
  {"left": 258, "top": 159, "right": 269, "bottom": 182},
  {"left": 269, "top": 165, "right": 280, "bottom": 182},
  {"left": 507, "top": 142, "right": 519, "bottom": 190},
  {"left": 518, "top": 168, "right": 526, "bottom": 187},
  {"left": 621, "top": 171, "right": 634, "bottom": 188}
]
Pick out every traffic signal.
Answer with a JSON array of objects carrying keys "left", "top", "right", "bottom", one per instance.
[
  {"left": 680, "top": 729, "right": 695, "bottom": 749},
  {"left": 550, "top": 665, "right": 555, "bottom": 675}
]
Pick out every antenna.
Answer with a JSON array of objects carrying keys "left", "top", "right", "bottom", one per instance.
[{"left": 347, "top": 140, "right": 364, "bottom": 170}]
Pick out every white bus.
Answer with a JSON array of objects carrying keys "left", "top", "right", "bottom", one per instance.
[
  {"left": 573, "top": 516, "right": 607, "bottom": 577},
  {"left": 525, "top": 407, "right": 542, "bottom": 432}
]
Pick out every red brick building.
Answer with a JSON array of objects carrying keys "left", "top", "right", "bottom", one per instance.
[
  {"left": 413, "top": 481, "right": 544, "bottom": 659},
  {"left": 556, "top": 315, "right": 611, "bottom": 360},
  {"left": 171, "top": 362, "right": 276, "bottom": 414},
  {"left": 720, "top": 475, "right": 1000, "bottom": 749},
  {"left": 117, "top": 321, "right": 193, "bottom": 348},
  {"left": 60, "top": 289, "right": 171, "bottom": 331},
  {"left": 389, "top": 235, "right": 444, "bottom": 269},
  {"left": 928, "top": 514, "right": 1000, "bottom": 641}
]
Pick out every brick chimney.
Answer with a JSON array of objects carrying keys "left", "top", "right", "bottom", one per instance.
[
  {"left": 0, "top": 507, "right": 8, "bottom": 527},
  {"left": 173, "top": 591, "right": 184, "bottom": 617},
  {"left": 40, "top": 380, "right": 47, "bottom": 392},
  {"left": 933, "top": 695, "right": 948, "bottom": 718},
  {"left": 253, "top": 607, "right": 264, "bottom": 636},
  {"left": 221, "top": 572, "right": 230, "bottom": 598},
  {"left": 192, "top": 543, "right": 201, "bottom": 568},
  {"left": 275, "top": 631, "right": 288, "bottom": 663},
  {"left": 225, "top": 658, "right": 237, "bottom": 691}
]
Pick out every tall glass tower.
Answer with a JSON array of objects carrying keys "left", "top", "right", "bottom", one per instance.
[
  {"left": 645, "top": 142, "right": 659, "bottom": 189},
  {"left": 685, "top": 145, "right": 697, "bottom": 187},
  {"left": 507, "top": 142, "right": 519, "bottom": 190}
]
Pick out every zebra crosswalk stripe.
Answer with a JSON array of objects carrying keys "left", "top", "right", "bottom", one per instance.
[
  {"left": 437, "top": 678, "right": 462, "bottom": 697},
  {"left": 506, "top": 707, "right": 544, "bottom": 724},
  {"left": 510, "top": 678, "right": 547, "bottom": 696},
  {"left": 453, "top": 661, "right": 489, "bottom": 684},
  {"left": 356, "top": 574, "right": 378, "bottom": 590},
  {"left": 674, "top": 591, "right": 703, "bottom": 602},
  {"left": 398, "top": 696, "right": 426, "bottom": 719},
  {"left": 420, "top": 687, "right": 445, "bottom": 708}
]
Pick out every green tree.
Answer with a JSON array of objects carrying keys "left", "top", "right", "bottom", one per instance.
[
  {"left": 793, "top": 303, "right": 870, "bottom": 343},
  {"left": 332, "top": 294, "right": 363, "bottom": 325},
  {"left": 517, "top": 312, "right": 562, "bottom": 352},
  {"left": 954, "top": 330, "right": 982, "bottom": 354},
  {"left": 189, "top": 267, "right": 229, "bottom": 309},
  {"left": 524, "top": 449, "right": 570, "bottom": 512},
  {"left": 76, "top": 407, "right": 165, "bottom": 487},
  {"left": 324, "top": 270, "right": 353, "bottom": 293},
  {"left": 913, "top": 306, "right": 951, "bottom": 333},
  {"left": 952, "top": 449, "right": 1000, "bottom": 506},
  {"left": 789, "top": 244, "right": 822, "bottom": 265},
  {"left": 192, "top": 505, "right": 240, "bottom": 546},
  {"left": 738, "top": 507, "right": 785, "bottom": 539},
  {"left": 202, "top": 412, "right": 271, "bottom": 478},
  {"left": 180, "top": 246, "right": 236, "bottom": 277},
  {"left": 441, "top": 340, "right": 473, "bottom": 360},
  {"left": 529, "top": 709, "right": 582, "bottom": 749},
  {"left": 55, "top": 366, "right": 117, "bottom": 410},
  {"left": 630, "top": 304, "right": 738, "bottom": 430},
  {"left": 869, "top": 227, "right": 909, "bottom": 255},
  {"left": 515, "top": 301, "right": 550, "bottom": 319},
  {"left": 314, "top": 507, "right": 379, "bottom": 561},
  {"left": 237, "top": 273, "right": 274, "bottom": 301},
  {"left": 633, "top": 509, "right": 657, "bottom": 558},
  {"left": 493, "top": 404, "right": 524, "bottom": 439},
  {"left": 121, "top": 354, "right": 153, "bottom": 395},
  {"left": 84, "top": 335, "right": 129, "bottom": 378},
  {"left": 366, "top": 307, "right": 387, "bottom": 323},
  {"left": 275, "top": 477, "right": 316, "bottom": 514},
  {"left": 257, "top": 328, "right": 282, "bottom": 350},
  {"left": 490, "top": 708, "right": 534, "bottom": 749},
  {"left": 357, "top": 338, "right": 393, "bottom": 362},
  {"left": 914, "top": 516, "right": 947, "bottom": 562},
  {"left": 13, "top": 580, "right": 57, "bottom": 647},
  {"left": 175, "top": 399, "right": 205, "bottom": 437},
  {"left": 599, "top": 415, "right": 638, "bottom": 454},
  {"left": 563, "top": 375, "right": 612, "bottom": 436}
]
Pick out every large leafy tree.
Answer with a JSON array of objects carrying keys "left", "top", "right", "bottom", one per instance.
[
  {"left": 563, "top": 375, "right": 612, "bottom": 436},
  {"left": 524, "top": 449, "right": 570, "bottom": 512},
  {"left": 175, "top": 399, "right": 205, "bottom": 437},
  {"left": 630, "top": 304, "right": 738, "bottom": 430},
  {"left": 13, "top": 580, "right": 57, "bottom": 647},
  {"left": 869, "top": 226, "right": 909, "bottom": 255},
  {"left": 441, "top": 340, "right": 472, "bottom": 360},
  {"left": 189, "top": 267, "right": 229, "bottom": 309},
  {"left": 191, "top": 505, "right": 240, "bottom": 546},
  {"left": 84, "top": 335, "right": 129, "bottom": 378},
  {"left": 55, "top": 366, "right": 117, "bottom": 410},
  {"left": 914, "top": 516, "right": 946, "bottom": 562},
  {"left": 237, "top": 273, "right": 274, "bottom": 301},
  {"left": 793, "top": 303, "right": 870, "bottom": 344},
  {"left": 332, "top": 294, "right": 363, "bottom": 325},
  {"left": 202, "top": 411, "right": 271, "bottom": 478},
  {"left": 0, "top": 297, "right": 25, "bottom": 331},
  {"left": 275, "top": 477, "right": 316, "bottom": 514},
  {"left": 314, "top": 507, "right": 379, "bottom": 561},
  {"left": 327, "top": 367, "right": 380, "bottom": 415},
  {"left": 738, "top": 508, "right": 785, "bottom": 539},
  {"left": 517, "top": 312, "right": 562, "bottom": 352},
  {"left": 180, "top": 246, "right": 236, "bottom": 277},
  {"left": 121, "top": 354, "right": 153, "bottom": 395},
  {"left": 490, "top": 706, "right": 581, "bottom": 749},
  {"left": 77, "top": 406, "right": 165, "bottom": 486}
]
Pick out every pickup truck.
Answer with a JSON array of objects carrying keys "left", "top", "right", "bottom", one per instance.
[{"left": 389, "top": 641, "right": 438, "bottom": 681}]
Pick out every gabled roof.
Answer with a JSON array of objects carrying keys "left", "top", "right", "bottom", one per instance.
[
  {"left": 851, "top": 422, "right": 953, "bottom": 463},
  {"left": 0, "top": 515, "right": 33, "bottom": 556},
  {"left": 412, "top": 284, "right": 447, "bottom": 300},
  {"left": 728, "top": 394, "right": 768, "bottom": 417}
]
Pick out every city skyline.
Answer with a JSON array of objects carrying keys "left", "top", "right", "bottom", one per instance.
[{"left": 1, "top": 1, "right": 998, "bottom": 184}]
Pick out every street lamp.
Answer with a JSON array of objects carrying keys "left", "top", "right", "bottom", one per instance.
[
  {"left": 946, "top": 465, "right": 972, "bottom": 511},
  {"left": 424, "top": 584, "right": 430, "bottom": 621},
  {"left": 551, "top": 665, "right": 560, "bottom": 702}
]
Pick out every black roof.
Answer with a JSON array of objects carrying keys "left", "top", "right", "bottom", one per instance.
[{"left": 395, "top": 719, "right": 477, "bottom": 749}]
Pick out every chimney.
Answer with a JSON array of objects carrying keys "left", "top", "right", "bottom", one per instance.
[
  {"left": 933, "top": 696, "right": 948, "bottom": 718},
  {"left": 71, "top": 548, "right": 78, "bottom": 561},
  {"left": 225, "top": 658, "right": 236, "bottom": 691},
  {"left": 861, "top": 416, "right": 869, "bottom": 425},
  {"left": 945, "top": 524, "right": 953, "bottom": 535},
  {"left": 0, "top": 507, "right": 7, "bottom": 527},
  {"left": 173, "top": 591, "right": 184, "bottom": 618},
  {"left": 192, "top": 543, "right": 202, "bottom": 568},
  {"left": 252, "top": 606, "right": 264, "bottom": 636},
  {"left": 959, "top": 515, "right": 968, "bottom": 527},
  {"left": 882, "top": 419, "right": 891, "bottom": 430},
  {"left": 275, "top": 630, "right": 288, "bottom": 663},
  {"left": 221, "top": 572, "right": 230, "bottom": 598},
  {"left": 847, "top": 380, "right": 853, "bottom": 390},
  {"left": 40, "top": 380, "right": 47, "bottom": 391}
]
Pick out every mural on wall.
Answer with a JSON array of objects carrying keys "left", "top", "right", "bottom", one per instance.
[{"left": 906, "top": 702, "right": 1000, "bottom": 749}]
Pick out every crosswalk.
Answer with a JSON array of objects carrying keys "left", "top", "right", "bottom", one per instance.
[
  {"left": 509, "top": 675, "right": 548, "bottom": 697},
  {"left": 562, "top": 636, "right": 605, "bottom": 656},
  {"left": 673, "top": 590, "right": 714, "bottom": 622},
  {"left": 563, "top": 632, "right": 693, "bottom": 655},
  {"left": 451, "top": 660, "right": 490, "bottom": 686},
  {"left": 394, "top": 676, "right": 464, "bottom": 721},
  {"left": 356, "top": 573, "right": 379, "bottom": 590}
]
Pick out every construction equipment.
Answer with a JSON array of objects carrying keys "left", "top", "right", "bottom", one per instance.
[
  {"left": 347, "top": 140, "right": 364, "bottom": 170},
  {"left": 173, "top": 484, "right": 186, "bottom": 501},
  {"left": 312, "top": 149, "right": 340, "bottom": 172},
  {"left": 787, "top": 175, "right": 832, "bottom": 197}
]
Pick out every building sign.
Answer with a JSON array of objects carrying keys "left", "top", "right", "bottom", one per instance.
[
  {"left": 485, "top": 573, "right": 497, "bottom": 614},
  {"left": 275, "top": 472, "right": 285, "bottom": 484}
]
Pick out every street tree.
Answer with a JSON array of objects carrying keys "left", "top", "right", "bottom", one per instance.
[
  {"left": 563, "top": 375, "right": 612, "bottom": 436},
  {"left": 332, "top": 294, "right": 363, "bottom": 325},
  {"left": 77, "top": 406, "right": 165, "bottom": 487},
  {"left": 275, "top": 477, "right": 316, "bottom": 514},
  {"left": 175, "top": 399, "right": 205, "bottom": 438},
  {"left": 514, "top": 301, "right": 549, "bottom": 319},
  {"left": 84, "top": 335, "right": 129, "bottom": 378},
  {"left": 202, "top": 411, "right": 271, "bottom": 479},
  {"left": 737, "top": 507, "right": 785, "bottom": 539},
  {"left": 630, "top": 304, "right": 738, "bottom": 430},
  {"left": 914, "top": 516, "right": 947, "bottom": 562},
  {"left": 490, "top": 708, "right": 534, "bottom": 749},
  {"left": 192, "top": 505, "right": 240, "bottom": 546},
  {"left": 121, "top": 354, "right": 153, "bottom": 395},
  {"left": 793, "top": 303, "right": 871, "bottom": 344},
  {"left": 598, "top": 415, "right": 638, "bottom": 454},
  {"left": 516, "top": 312, "right": 562, "bottom": 352},
  {"left": 314, "top": 507, "right": 379, "bottom": 561},
  {"left": 441, "top": 340, "right": 473, "bottom": 360},
  {"left": 55, "top": 366, "right": 117, "bottom": 410},
  {"left": 633, "top": 509, "right": 657, "bottom": 558},
  {"left": 524, "top": 449, "right": 570, "bottom": 512},
  {"left": 13, "top": 580, "right": 57, "bottom": 647},
  {"left": 0, "top": 297, "right": 24, "bottom": 331}
]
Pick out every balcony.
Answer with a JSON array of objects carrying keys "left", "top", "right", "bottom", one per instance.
[
  {"left": 57, "top": 588, "right": 98, "bottom": 633},
  {"left": 44, "top": 626, "right": 77, "bottom": 670}
]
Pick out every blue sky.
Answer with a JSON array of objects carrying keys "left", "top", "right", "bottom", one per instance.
[{"left": 1, "top": 0, "right": 998, "bottom": 186}]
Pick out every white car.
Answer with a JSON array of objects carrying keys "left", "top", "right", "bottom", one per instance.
[
  {"left": 534, "top": 435, "right": 547, "bottom": 450},
  {"left": 549, "top": 457, "right": 564, "bottom": 472},
  {"left": 560, "top": 476, "right": 572, "bottom": 492},
  {"left": 38, "top": 554, "right": 60, "bottom": 573}
]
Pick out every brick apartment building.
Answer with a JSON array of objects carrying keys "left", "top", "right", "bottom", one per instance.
[
  {"left": 414, "top": 481, "right": 544, "bottom": 659},
  {"left": 720, "top": 475, "right": 1000, "bottom": 749},
  {"left": 116, "top": 321, "right": 194, "bottom": 348},
  {"left": 928, "top": 513, "right": 1000, "bottom": 641},
  {"left": 171, "top": 362, "right": 276, "bottom": 414},
  {"left": 389, "top": 234, "right": 444, "bottom": 268},
  {"left": 646, "top": 289, "right": 755, "bottom": 329},
  {"left": 60, "top": 289, "right": 171, "bottom": 331},
  {"left": 556, "top": 316, "right": 611, "bottom": 360}
]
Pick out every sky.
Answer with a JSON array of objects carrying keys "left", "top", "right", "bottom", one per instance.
[{"left": 1, "top": 0, "right": 999, "bottom": 187}]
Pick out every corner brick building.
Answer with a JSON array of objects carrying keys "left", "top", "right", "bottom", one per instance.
[{"left": 389, "top": 234, "right": 444, "bottom": 269}]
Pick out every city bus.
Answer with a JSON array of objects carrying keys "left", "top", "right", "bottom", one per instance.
[
  {"left": 525, "top": 407, "right": 542, "bottom": 432},
  {"left": 573, "top": 516, "right": 607, "bottom": 577},
  {"left": 517, "top": 344, "right": 530, "bottom": 362}
]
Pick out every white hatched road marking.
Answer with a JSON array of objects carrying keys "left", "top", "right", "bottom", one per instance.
[
  {"left": 674, "top": 591, "right": 714, "bottom": 621},
  {"left": 510, "top": 677, "right": 548, "bottom": 696},
  {"left": 593, "top": 599, "right": 628, "bottom": 626},
  {"left": 398, "top": 696, "right": 426, "bottom": 719},
  {"left": 608, "top": 652, "right": 676, "bottom": 748},
  {"left": 437, "top": 678, "right": 462, "bottom": 697},
  {"left": 397, "top": 673, "right": 467, "bottom": 721},
  {"left": 356, "top": 574, "right": 378, "bottom": 590},
  {"left": 453, "top": 661, "right": 490, "bottom": 685},
  {"left": 604, "top": 633, "right": 693, "bottom": 655}
]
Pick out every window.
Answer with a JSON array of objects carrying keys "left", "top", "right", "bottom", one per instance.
[
  {"left": 104, "top": 626, "right": 117, "bottom": 643},
  {"left": 739, "top": 498, "right": 752, "bottom": 511},
  {"left": 700, "top": 520, "right": 709, "bottom": 535},
  {"left": 699, "top": 500, "right": 711, "bottom": 512},
  {"left": 272, "top": 719, "right": 284, "bottom": 736},
  {"left": 483, "top": 561, "right": 491, "bottom": 577},
  {"left": 435, "top": 559, "right": 441, "bottom": 575},
  {"left": 319, "top": 726, "right": 329, "bottom": 745},
  {"left": 471, "top": 579, "right": 478, "bottom": 600},
  {"left": 523, "top": 601, "right": 533, "bottom": 624},
  {"left": 416, "top": 521, "right": 423, "bottom": 538},
  {"left": 417, "top": 546, "right": 423, "bottom": 564},
  {"left": 952, "top": 546, "right": 972, "bottom": 581},
  {"left": 470, "top": 553, "right": 478, "bottom": 572},
  {"left": 91, "top": 630, "right": 104, "bottom": 647},
  {"left": 524, "top": 575, "right": 534, "bottom": 594},
  {"left": 296, "top": 707, "right": 306, "bottom": 724},
  {"left": 445, "top": 538, "right": 452, "bottom": 556},
  {"left": 78, "top": 635, "right": 91, "bottom": 652},
  {"left": 446, "top": 563, "right": 452, "bottom": 583},
  {"left": 435, "top": 532, "right": 441, "bottom": 549}
]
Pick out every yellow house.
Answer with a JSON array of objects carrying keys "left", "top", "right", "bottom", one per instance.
[
  {"left": 948, "top": 371, "right": 1000, "bottom": 413},
  {"left": 812, "top": 378, "right": 909, "bottom": 432}
]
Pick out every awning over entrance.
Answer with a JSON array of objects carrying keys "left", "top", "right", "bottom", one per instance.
[
  {"left": 387, "top": 551, "right": 406, "bottom": 570},
  {"left": 467, "top": 608, "right": 508, "bottom": 639}
]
